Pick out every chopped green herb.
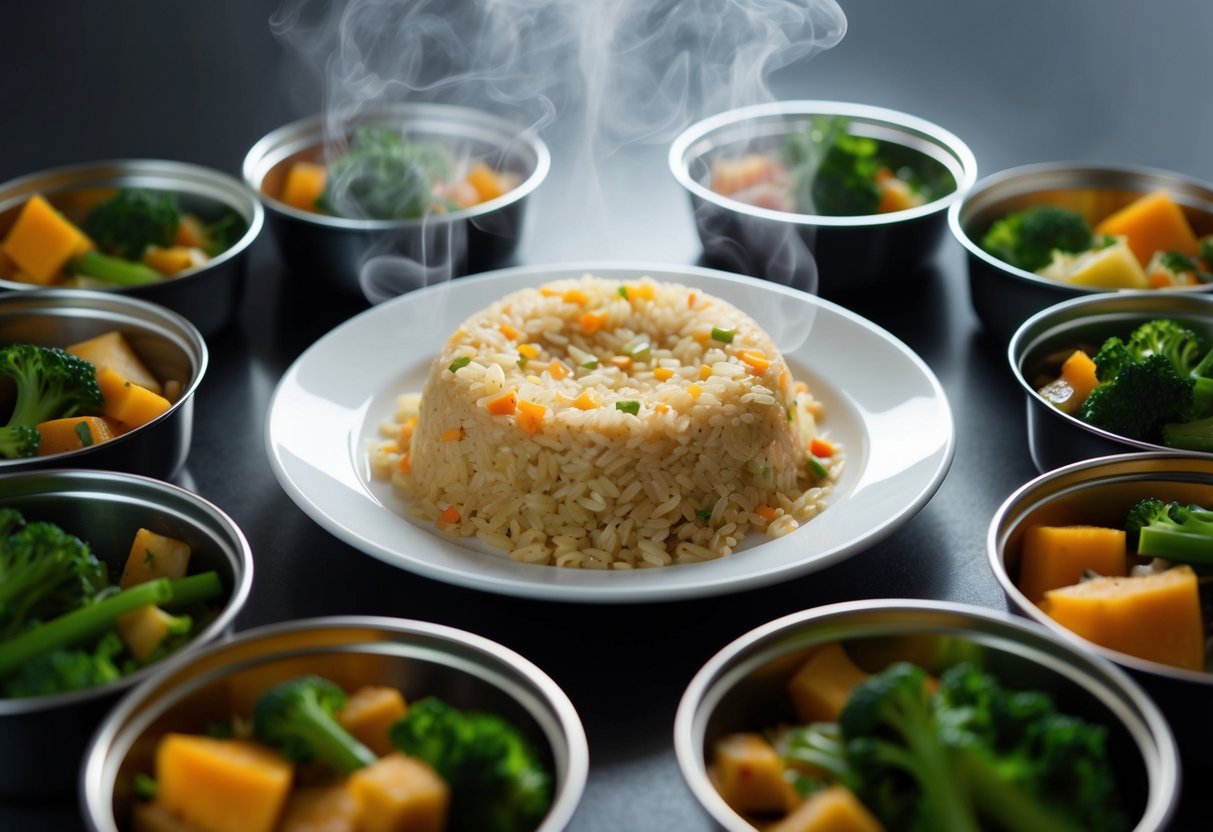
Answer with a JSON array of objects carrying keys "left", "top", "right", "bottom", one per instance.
[
  {"left": 711, "top": 327, "right": 735, "bottom": 344},
  {"left": 615, "top": 400, "right": 641, "bottom": 415},
  {"left": 73, "top": 421, "right": 94, "bottom": 447},
  {"left": 517, "top": 356, "right": 528, "bottom": 369},
  {"left": 132, "top": 772, "right": 158, "bottom": 800},
  {"left": 787, "top": 404, "right": 794, "bottom": 422},
  {"left": 581, "top": 359, "right": 599, "bottom": 370},
  {"left": 808, "top": 455, "right": 829, "bottom": 478},
  {"left": 696, "top": 508, "right": 712, "bottom": 523},
  {"left": 143, "top": 549, "right": 156, "bottom": 566},
  {"left": 448, "top": 355, "right": 471, "bottom": 373},
  {"left": 618, "top": 285, "right": 628, "bottom": 298}
]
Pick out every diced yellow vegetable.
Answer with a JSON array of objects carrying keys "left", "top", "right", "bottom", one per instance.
[
  {"left": 338, "top": 685, "right": 408, "bottom": 757},
  {"left": 120, "top": 528, "right": 192, "bottom": 588},
  {"left": 1038, "top": 349, "right": 1100, "bottom": 414},
  {"left": 1, "top": 194, "right": 93, "bottom": 283},
  {"left": 516, "top": 399, "right": 546, "bottom": 435},
  {"left": 710, "top": 732, "right": 796, "bottom": 816},
  {"left": 571, "top": 391, "right": 600, "bottom": 410},
  {"left": 66, "top": 330, "right": 163, "bottom": 394},
  {"left": 1037, "top": 238, "right": 1148, "bottom": 288},
  {"left": 652, "top": 367, "right": 675, "bottom": 381},
  {"left": 1041, "top": 565, "right": 1206, "bottom": 670},
  {"left": 280, "top": 161, "right": 328, "bottom": 213},
  {"left": 144, "top": 245, "right": 208, "bottom": 277},
  {"left": 465, "top": 162, "right": 507, "bottom": 203},
  {"left": 277, "top": 783, "right": 359, "bottom": 832},
  {"left": 175, "top": 214, "right": 210, "bottom": 249},
  {"left": 787, "top": 642, "right": 870, "bottom": 724},
  {"left": 347, "top": 753, "right": 450, "bottom": 832},
  {"left": 35, "top": 415, "right": 116, "bottom": 456},
  {"left": 155, "top": 734, "right": 293, "bottom": 832},
  {"left": 1094, "top": 190, "right": 1200, "bottom": 267},
  {"left": 115, "top": 604, "right": 181, "bottom": 662},
  {"left": 97, "top": 367, "right": 172, "bottom": 428},
  {"left": 485, "top": 389, "right": 518, "bottom": 416},
  {"left": 1017, "top": 524, "right": 1127, "bottom": 604},
  {"left": 767, "top": 785, "right": 886, "bottom": 832}
]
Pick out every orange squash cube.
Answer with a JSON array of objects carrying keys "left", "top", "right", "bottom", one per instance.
[
  {"left": 767, "top": 785, "right": 885, "bottom": 832},
  {"left": 347, "top": 753, "right": 450, "bottom": 832},
  {"left": 1017, "top": 524, "right": 1127, "bottom": 604},
  {"left": 67, "top": 330, "right": 162, "bottom": 394},
  {"left": 2, "top": 194, "right": 93, "bottom": 283},
  {"left": 97, "top": 367, "right": 172, "bottom": 428},
  {"left": 787, "top": 642, "right": 870, "bottom": 724},
  {"left": 35, "top": 416, "right": 116, "bottom": 456},
  {"left": 281, "top": 161, "right": 328, "bottom": 213},
  {"left": 1094, "top": 190, "right": 1200, "bottom": 267},
  {"left": 338, "top": 686, "right": 408, "bottom": 757},
  {"left": 710, "top": 732, "right": 796, "bottom": 816}
]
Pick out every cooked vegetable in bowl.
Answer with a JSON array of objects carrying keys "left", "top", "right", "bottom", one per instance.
[
  {"left": 0, "top": 469, "right": 252, "bottom": 801},
  {"left": 675, "top": 599, "right": 1180, "bottom": 831},
  {"left": 82, "top": 617, "right": 588, "bottom": 832}
]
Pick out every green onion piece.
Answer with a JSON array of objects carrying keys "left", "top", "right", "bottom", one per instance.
[
  {"left": 581, "top": 359, "right": 599, "bottom": 370},
  {"left": 618, "top": 285, "right": 628, "bottom": 298},
  {"left": 808, "top": 455, "right": 829, "bottom": 478},
  {"left": 73, "top": 251, "right": 163, "bottom": 286},
  {"left": 448, "top": 355, "right": 471, "bottom": 373},
  {"left": 133, "top": 773, "right": 158, "bottom": 800},
  {"left": 615, "top": 400, "right": 640, "bottom": 415},
  {"left": 74, "top": 421, "right": 95, "bottom": 447},
  {"left": 623, "top": 341, "right": 651, "bottom": 362},
  {"left": 517, "top": 356, "right": 528, "bottom": 369},
  {"left": 696, "top": 508, "right": 712, "bottom": 523},
  {"left": 711, "top": 327, "right": 735, "bottom": 344},
  {"left": 787, "top": 404, "right": 794, "bottom": 423}
]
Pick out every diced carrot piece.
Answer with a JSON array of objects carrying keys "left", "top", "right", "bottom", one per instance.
[
  {"left": 144, "top": 246, "right": 207, "bottom": 277},
  {"left": 439, "top": 428, "right": 463, "bottom": 442},
  {"left": 2, "top": 194, "right": 93, "bottom": 283},
  {"left": 810, "top": 437, "right": 835, "bottom": 458},
  {"left": 174, "top": 214, "right": 209, "bottom": 248},
  {"left": 1094, "top": 190, "right": 1200, "bottom": 267},
  {"left": 687, "top": 291, "right": 697, "bottom": 308},
  {"left": 755, "top": 504, "right": 778, "bottom": 523},
  {"left": 97, "top": 368, "right": 172, "bottom": 429},
  {"left": 548, "top": 360, "right": 569, "bottom": 381},
  {"left": 280, "top": 161, "right": 327, "bottom": 213},
  {"left": 711, "top": 154, "right": 778, "bottom": 197},
  {"left": 465, "top": 162, "right": 507, "bottom": 203},
  {"left": 1148, "top": 270, "right": 1174, "bottom": 288},
  {"left": 1059, "top": 350, "right": 1100, "bottom": 409},
  {"left": 499, "top": 323, "right": 519, "bottom": 340},
  {"left": 397, "top": 453, "right": 411, "bottom": 474},
  {"left": 738, "top": 349, "right": 770, "bottom": 373},
  {"left": 563, "top": 288, "right": 589, "bottom": 306},
  {"left": 653, "top": 367, "right": 675, "bottom": 381},
  {"left": 877, "top": 175, "right": 921, "bottom": 214},
  {"left": 485, "top": 389, "right": 518, "bottom": 415},
  {"left": 516, "top": 399, "right": 546, "bottom": 435},
  {"left": 438, "top": 506, "right": 461, "bottom": 524},
  {"left": 580, "top": 310, "right": 607, "bottom": 335},
  {"left": 35, "top": 416, "right": 115, "bottom": 456},
  {"left": 398, "top": 417, "right": 417, "bottom": 445},
  {"left": 610, "top": 355, "right": 632, "bottom": 370},
  {"left": 517, "top": 343, "right": 540, "bottom": 359},
  {"left": 571, "top": 391, "right": 600, "bottom": 410}
]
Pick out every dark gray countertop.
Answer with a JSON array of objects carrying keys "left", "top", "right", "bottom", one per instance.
[{"left": 2, "top": 1, "right": 1211, "bottom": 828}]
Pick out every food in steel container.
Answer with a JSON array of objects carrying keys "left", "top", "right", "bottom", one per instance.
[
  {"left": 949, "top": 162, "right": 1213, "bottom": 343},
  {"left": 366, "top": 274, "right": 842, "bottom": 568},
  {"left": 675, "top": 599, "right": 1180, "bottom": 832},
  {"left": 669, "top": 100, "right": 976, "bottom": 296},
  {"left": 989, "top": 453, "right": 1213, "bottom": 764},
  {"left": 0, "top": 469, "right": 252, "bottom": 801},
  {"left": 1008, "top": 291, "right": 1213, "bottom": 472},
  {"left": 81, "top": 617, "right": 588, "bottom": 832},
  {"left": 0, "top": 289, "right": 206, "bottom": 479},
  {"left": 242, "top": 103, "right": 550, "bottom": 299},
  {"left": 0, "top": 160, "right": 263, "bottom": 338}
]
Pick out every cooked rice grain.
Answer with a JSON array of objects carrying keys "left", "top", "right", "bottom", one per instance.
[{"left": 371, "top": 274, "right": 840, "bottom": 567}]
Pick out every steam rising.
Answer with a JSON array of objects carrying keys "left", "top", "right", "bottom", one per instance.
[{"left": 271, "top": 0, "right": 847, "bottom": 306}]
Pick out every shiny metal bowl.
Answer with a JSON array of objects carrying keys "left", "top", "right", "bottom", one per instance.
[
  {"left": 949, "top": 162, "right": 1213, "bottom": 344},
  {"left": 0, "top": 289, "right": 206, "bottom": 479},
  {"left": 0, "top": 469, "right": 252, "bottom": 801},
  {"left": 0, "top": 159, "right": 264, "bottom": 338},
  {"left": 1008, "top": 291, "right": 1213, "bottom": 472},
  {"left": 242, "top": 103, "right": 551, "bottom": 300},
  {"left": 669, "top": 100, "right": 977, "bottom": 297},
  {"left": 988, "top": 453, "right": 1213, "bottom": 764},
  {"left": 675, "top": 599, "right": 1179, "bottom": 831},
  {"left": 81, "top": 616, "right": 588, "bottom": 832}
]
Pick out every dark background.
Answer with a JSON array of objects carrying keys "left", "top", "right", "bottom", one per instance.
[{"left": 2, "top": 1, "right": 1211, "bottom": 829}]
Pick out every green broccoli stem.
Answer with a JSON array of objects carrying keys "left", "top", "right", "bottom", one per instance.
[
  {"left": 960, "top": 749, "right": 1080, "bottom": 832},
  {"left": 162, "top": 571, "right": 223, "bottom": 609},
  {"left": 295, "top": 698, "right": 379, "bottom": 774},
  {"left": 74, "top": 250, "right": 163, "bottom": 286},
  {"left": 1135, "top": 527, "right": 1213, "bottom": 564},
  {"left": 889, "top": 715, "right": 981, "bottom": 832}
]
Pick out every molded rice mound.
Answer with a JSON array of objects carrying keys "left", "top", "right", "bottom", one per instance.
[{"left": 374, "top": 274, "right": 839, "bottom": 568}]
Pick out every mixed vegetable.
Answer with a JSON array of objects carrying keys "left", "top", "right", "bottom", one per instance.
[
  {"left": 278, "top": 125, "right": 521, "bottom": 220},
  {"left": 709, "top": 115, "right": 955, "bottom": 216},
  {"left": 132, "top": 674, "right": 554, "bottom": 832},
  {"left": 1018, "top": 497, "right": 1212, "bottom": 672},
  {"left": 0, "top": 331, "right": 180, "bottom": 460},
  {"left": 0, "top": 187, "right": 244, "bottom": 288},
  {"left": 1033, "top": 317, "right": 1213, "bottom": 451},
  {"left": 981, "top": 189, "right": 1213, "bottom": 289},
  {"left": 0, "top": 515, "right": 222, "bottom": 698},
  {"left": 710, "top": 644, "right": 1127, "bottom": 832}
]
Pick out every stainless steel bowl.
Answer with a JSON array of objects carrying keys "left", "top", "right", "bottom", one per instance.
[
  {"left": 988, "top": 453, "right": 1213, "bottom": 764},
  {"left": 1008, "top": 291, "right": 1213, "bottom": 472},
  {"left": 0, "top": 289, "right": 206, "bottom": 479},
  {"left": 242, "top": 103, "right": 551, "bottom": 299},
  {"left": 669, "top": 100, "right": 977, "bottom": 297},
  {"left": 0, "top": 159, "right": 264, "bottom": 338},
  {"left": 949, "top": 162, "right": 1213, "bottom": 344},
  {"left": 0, "top": 469, "right": 252, "bottom": 801},
  {"left": 81, "top": 616, "right": 588, "bottom": 832},
  {"left": 674, "top": 599, "right": 1179, "bottom": 831}
]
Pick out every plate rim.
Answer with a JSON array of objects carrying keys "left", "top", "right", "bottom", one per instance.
[{"left": 265, "top": 261, "right": 955, "bottom": 602}]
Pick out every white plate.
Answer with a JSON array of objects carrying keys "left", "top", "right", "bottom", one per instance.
[{"left": 266, "top": 263, "right": 954, "bottom": 602}]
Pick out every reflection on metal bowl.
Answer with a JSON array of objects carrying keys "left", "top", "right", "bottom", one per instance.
[{"left": 243, "top": 103, "right": 551, "bottom": 301}]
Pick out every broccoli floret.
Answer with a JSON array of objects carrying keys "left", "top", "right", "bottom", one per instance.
[
  {"left": 0, "top": 343, "right": 104, "bottom": 431},
  {"left": 389, "top": 696, "right": 553, "bottom": 832},
  {"left": 82, "top": 188, "right": 182, "bottom": 261},
  {"left": 1200, "top": 235, "right": 1213, "bottom": 268},
  {"left": 980, "top": 205, "right": 1094, "bottom": 272},
  {"left": 0, "top": 424, "right": 39, "bottom": 459},
  {"left": 784, "top": 116, "right": 882, "bottom": 216},
  {"left": 835, "top": 661, "right": 1126, "bottom": 832},
  {"left": 1124, "top": 319, "right": 1205, "bottom": 376},
  {"left": 1125, "top": 497, "right": 1213, "bottom": 565},
  {"left": 252, "top": 675, "right": 377, "bottom": 774},
  {"left": 1080, "top": 353, "right": 1193, "bottom": 442},
  {"left": 1162, "top": 413, "right": 1213, "bottom": 452},
  {"left": 0, "top": 516, "right": 107, "bottom": 642},
  {"left": 1, "top": 630, "right": 124, "bottom": 698},
  {"left": 319, "top": 126, "right": 452, "bottom": 220}
]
